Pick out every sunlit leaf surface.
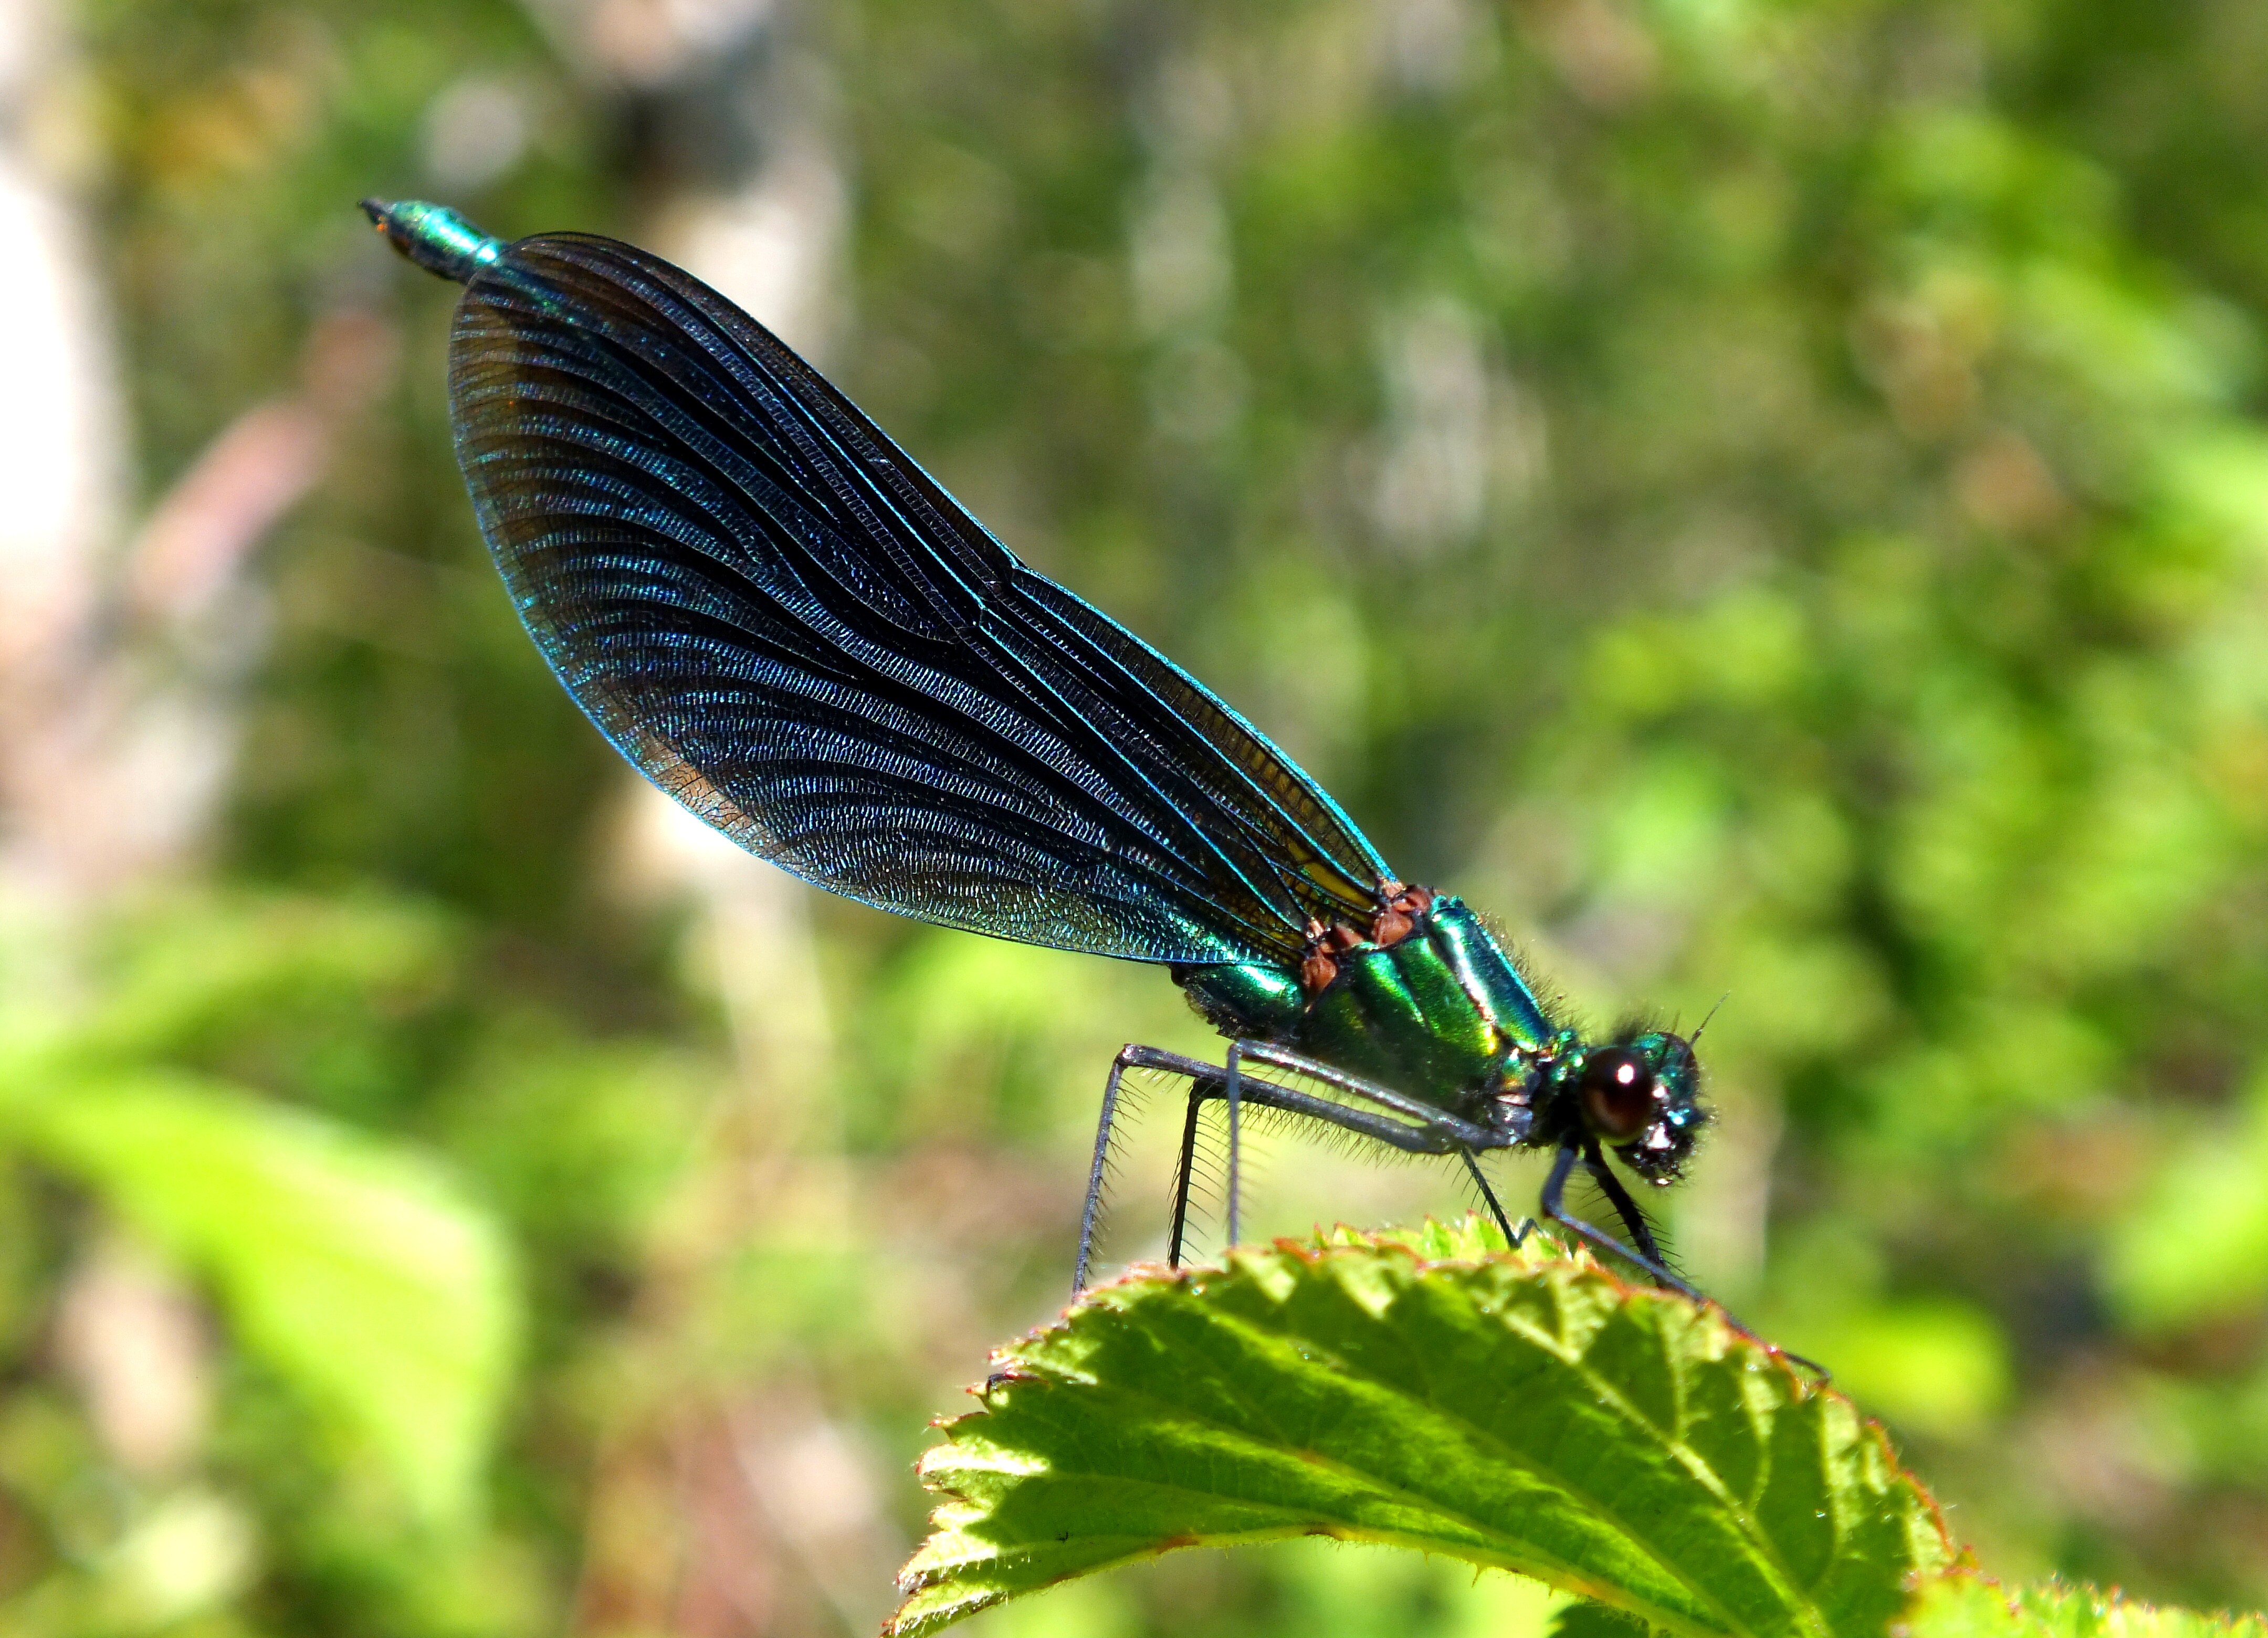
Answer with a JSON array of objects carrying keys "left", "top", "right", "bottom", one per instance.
[{"left": 895, "top": 1225, "right": 1952, "bottom": 1637}]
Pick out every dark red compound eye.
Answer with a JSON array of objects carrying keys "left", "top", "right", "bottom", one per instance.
[{"left": 1578, "top": 1047, "right": 1656, "bottom": 1140}]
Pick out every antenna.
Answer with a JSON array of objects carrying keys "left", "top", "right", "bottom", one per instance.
[{"left": 1688, "top": 992, "right": 1731, "bottom": 1047}]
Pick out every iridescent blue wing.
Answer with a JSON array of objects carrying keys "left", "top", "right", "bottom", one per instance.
[{"left": 445, "top": 231, "right": 1389, "bottom": 965}]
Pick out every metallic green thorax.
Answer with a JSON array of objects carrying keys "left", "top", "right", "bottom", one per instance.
[{"left": 1177, "top": 897, "right": 1557, "bottom": 1117}]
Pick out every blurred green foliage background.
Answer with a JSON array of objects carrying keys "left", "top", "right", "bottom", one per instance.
[{"left": 2, "top": 0, "right": 2267, "bottom": 1633}]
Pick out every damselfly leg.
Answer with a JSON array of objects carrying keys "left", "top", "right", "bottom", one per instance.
[
  {"left": 1582, "top": 1139, "right": 1670, "bottom": 1266},
  {"left": 1077, "top": 1044, "right": 1823, "bottom": 1380},
  {"left": 1458, "top": 1150, "right": 1529, "bottom": 1248},
  {"left": 1537, "top": 1139, "right": 1828, "bottom": 1379},
  {"left": 1538, "top": 1140, "right": 1691, "bottom": 1294},
  {"left": 1077, "top": 1043, "right": 1498, "bottom": 1292},
  {"left": 1166, "top": 1084, "right": 1209, "bottom": 1269}
]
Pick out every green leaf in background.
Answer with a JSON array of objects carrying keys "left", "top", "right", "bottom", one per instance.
[
  {"left": 0, "top": 1070, "right": 517, "bottom": 1526},
  {"left": 891, "top": 1223, "right": 1954, "bottom": 1638},
  {"left": 72, "top": 891, "right": 460, "bottom": 1066},
  {"left": 1772, "top": 1301, "right": 2011, "bottom": 1442},
  {"left": 1905, "top": 1572, "right": 2268, "bottom": 1638},
  {"left": 2104, "top": 1070, "right": 2268, "bottom": 1334}
]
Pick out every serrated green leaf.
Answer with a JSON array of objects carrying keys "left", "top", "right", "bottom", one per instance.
[
  {"left": 1905, "top": 1573, "right": 2268, "bottom": 1638},
  {"left": 892, "top": 1224, "right": 1952, "bottom": 1638}
]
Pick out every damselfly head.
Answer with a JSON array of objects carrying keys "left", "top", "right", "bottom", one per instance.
[{"left": 1573, "top": 1031, "right": 1708, "bottom": 1185}]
